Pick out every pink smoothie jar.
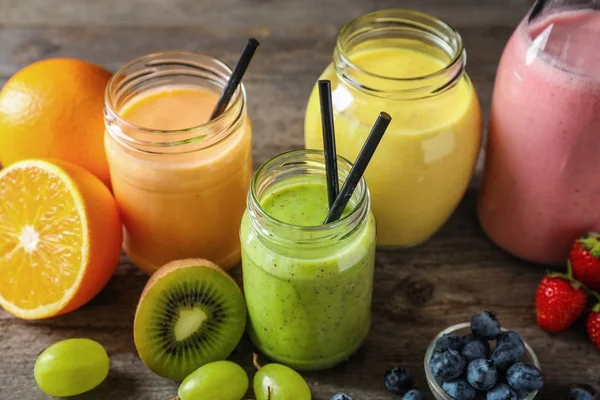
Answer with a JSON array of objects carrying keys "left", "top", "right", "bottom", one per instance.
[{"left": 478, "top": 0, "right": 600, "bottom": 265}]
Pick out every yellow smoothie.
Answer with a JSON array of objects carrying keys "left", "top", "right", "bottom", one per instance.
[
  {"left": 105, "top": 86, "right": 252, "bottom": 273},
  {"left": 305, "top": 41, "right": 481, "bottom": 247}
]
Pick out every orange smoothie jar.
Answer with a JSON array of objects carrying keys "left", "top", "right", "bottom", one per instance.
[{"left": 104, "top": 51, "right": 252, "bottom": 274}]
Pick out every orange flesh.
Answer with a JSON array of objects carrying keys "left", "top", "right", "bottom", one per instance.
[{"left": 0, "top": 164, "right": 83, "bottom": 310}]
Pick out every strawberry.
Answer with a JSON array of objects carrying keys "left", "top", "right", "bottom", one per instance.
[
  {"left": 535, "top": 265, "right": 588, "bottom": 333},
  {"left": 570, "top": 232, "right": 600, "bottom": 290},
  {"left": 586, "top": 302, "right": 600, "bottom": 350}
]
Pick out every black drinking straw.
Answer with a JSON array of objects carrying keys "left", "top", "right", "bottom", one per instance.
[
  {"left": 324, "top": 112, "right": 392, "bottom": 224},
  {"left": 528, "top": 0, "right": 547, "bottom": 22},
  {"left": 210, "top": 38, "right": 260, "bottom": 120},
  {"left": 318, "top": 80, "right": 339, "bottom": 208}
]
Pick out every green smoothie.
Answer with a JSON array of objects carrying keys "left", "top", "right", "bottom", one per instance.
[{"left": 240, "top": 178, "right": 376, "bottom": 370}]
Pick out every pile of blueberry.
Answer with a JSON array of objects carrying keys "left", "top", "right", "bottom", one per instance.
[
  {"left": 429, "top": 312, "right": 543, "bottom": 400},
  {"left": 329, "top": 311, "right": 597, "bottom": 400}
]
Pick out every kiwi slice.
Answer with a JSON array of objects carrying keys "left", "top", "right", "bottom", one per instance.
[{"left": 133, "top": 258, "right": 247, "bottom": 381}]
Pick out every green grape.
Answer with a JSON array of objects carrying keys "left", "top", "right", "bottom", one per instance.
[
  {"left": 254, "top": 363, "right": 311, "bottom": 400},
  {"left": 34, "top": 338, "right": 109, "bottom": 397},
  {"left": 178, "top": 360, "right": 249, "bottom": 400}
]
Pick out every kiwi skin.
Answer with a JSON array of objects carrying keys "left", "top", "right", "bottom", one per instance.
[
  {"left": 138, "top": 258, "right": 239, "bottom": 297},
  {"left": 133, "top": 258, "right": 247, "bottom": 381}
]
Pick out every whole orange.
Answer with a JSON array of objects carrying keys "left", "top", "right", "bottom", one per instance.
[{"left": 0, "top": 58, "right": 112, "bottom": 187}]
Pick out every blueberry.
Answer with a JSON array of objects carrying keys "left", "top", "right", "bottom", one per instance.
[
  {"left": 403, "top": 389, "right": 426, "bottom": 400},
  {"left": 471, "top": 311, "right": 502, "bottom": 340},
  {"left": 486, "top": 383, "right": 518, "bottom": 400},
  {"left": 384, "top": 367, "right": 413, "bottom": 395},
  {"left": 435, "top": 333, "right": 463, "bottom": 352},
  {"left": 462, "top": 334, "right": 490, "bottom": 352},
  {"left": 466, "top": 359, "right": 498, "bottom": 391},
  {"left": 442, "top": 379, "right": 476, "bottom": 400},
  {"left": 461, "top": 338, "right": 488, "bottom": 362},
  {"left": 568, "top": 386, "right": 597, "bottom": 400},
  {"left": 506, "top": 362, "right": 544, "bottom": 391},
  {"left": 430, "top": 349, "right": 466, "bottom": 382},
  {"left": 496, "top": 331, "right": 525, "bottom": 349},
  {"left": 331, "top": 394, "right": 352, "bottom": 400},
  {"left": 490, "top": 342, "right": 525, "bottom": 370}
]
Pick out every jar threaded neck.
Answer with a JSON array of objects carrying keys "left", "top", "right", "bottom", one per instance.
[
  {"left": 104, "top": 51, "right": 246, "bottom": 154},
  {"left": 334, "top": 9, "right": 467, "bottom": 99},
  {"left": 247, "top": 150, "right": 370, "bottom": 250}
]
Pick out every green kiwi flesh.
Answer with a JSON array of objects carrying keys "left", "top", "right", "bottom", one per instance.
[{"left": 134, "top": 260, "right": 247, "bottom": 381}]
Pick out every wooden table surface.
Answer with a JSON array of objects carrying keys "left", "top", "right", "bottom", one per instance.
[{"left": 1, "top": 0, "right": 599, "bottom": 399}]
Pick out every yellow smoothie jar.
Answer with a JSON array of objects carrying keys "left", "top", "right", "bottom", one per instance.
[
  {"left": 305, "top": 10, "right": 482, "bottom": 247},
  {"left": 104, "top": 51, "right": 252, "bottom": 274}
]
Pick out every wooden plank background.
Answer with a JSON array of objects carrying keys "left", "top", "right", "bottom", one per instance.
[{"left": 1, "top": 0, "right": 599, "bottom": 399}]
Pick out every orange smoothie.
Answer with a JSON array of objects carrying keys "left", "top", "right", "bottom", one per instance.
[{"left": 105, "top": 83, "right": 252, "bottom": 274}]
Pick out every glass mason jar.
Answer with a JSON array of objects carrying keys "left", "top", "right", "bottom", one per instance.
[
  {"left": 305, "top": 9, "right": 482, "bottom": 248},
  {"left": 478, "top": 0, "right": 600, "bottom": 265},
  {"left": 240, "top": 150, "right": 376, "bottom": 371},
  {"left": 104, "top": 51, "right": 252, "bottom": 274}
]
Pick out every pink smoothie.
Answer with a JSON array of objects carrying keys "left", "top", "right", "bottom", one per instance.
[{"left": 478, "top": 10, "right": 600, "bottom": 265}]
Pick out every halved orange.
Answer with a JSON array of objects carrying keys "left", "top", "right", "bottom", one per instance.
[{"left": 0, "top": 159, "right": 122, "bottom": 319}]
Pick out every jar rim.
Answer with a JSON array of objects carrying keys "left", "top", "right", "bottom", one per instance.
[
  {"left": 249, "top": 149, "right": 369, "bottom": 235},
  {"left": 335, "top": 9, "right": 465, "bottom": 86},
  {"left": 104, "top": 50, "right": 245, "bottom": 136}
]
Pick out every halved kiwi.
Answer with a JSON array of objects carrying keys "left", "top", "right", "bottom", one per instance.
[{"left": 133, "top": 258, "right": 247, "bottom": 381}]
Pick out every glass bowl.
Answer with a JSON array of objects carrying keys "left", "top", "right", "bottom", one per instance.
[{"left": 424, "top": 322, "right": 541, "bottom": 400}]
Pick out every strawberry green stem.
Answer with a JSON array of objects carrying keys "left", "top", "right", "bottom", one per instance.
[
  {"left": 548, "top": 261, "right": 574, "bottom": 281},
  {"left": 547, "top": 261, "right": 585, "bottom": 290},
  {"left": 578, "top": 232, "right": 600, "bottom": 257},
  {"left": 592, "top": 244, "right": 600, "bottom": 258}
]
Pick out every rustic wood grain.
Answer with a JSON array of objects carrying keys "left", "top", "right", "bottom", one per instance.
[
  {"left": 2, "top": 0, "right": 531, "bottom": 28},
  {"left": 1, "top": 0, "right": 598, "bottom": 399}
]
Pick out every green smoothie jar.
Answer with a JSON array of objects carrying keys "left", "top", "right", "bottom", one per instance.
[{"left": 240, "top": 149, "right": 376, "bottom": 371}]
